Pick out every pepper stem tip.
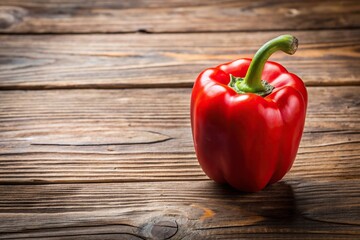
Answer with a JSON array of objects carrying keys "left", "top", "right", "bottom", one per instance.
[{"left": 230, "top": 34, "right": 299, "bottom": 96}]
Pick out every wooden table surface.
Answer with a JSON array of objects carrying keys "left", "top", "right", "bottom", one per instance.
[{"left": 0, "top": 1, "right": 359, "bottom": 239}]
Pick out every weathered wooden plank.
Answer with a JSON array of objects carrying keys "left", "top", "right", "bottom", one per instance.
[
  {"left": 0, "top": 180, "right": 358, "bottom": 239},
  {"left": 0, "top": 87, "right": 359, "bottom": 183},
  {"left": 0, "top": 30, "right": 359, "bottom": 89},
  {"left": 0, "top": 0, "right": 359, "bottom": 33}
]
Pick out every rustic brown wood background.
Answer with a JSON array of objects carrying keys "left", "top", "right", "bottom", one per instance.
[{"left": 0, "top": 1, "right": 359, "bottom": 239}]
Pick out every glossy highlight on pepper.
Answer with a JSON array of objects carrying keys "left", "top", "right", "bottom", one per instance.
[{"left": 191, "top": 35, "right": 307, "bottom": 192}]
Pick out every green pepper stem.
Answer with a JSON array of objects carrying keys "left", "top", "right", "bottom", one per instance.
[{"left": 237, "top": 35, "right": 298, "bottom": 93}]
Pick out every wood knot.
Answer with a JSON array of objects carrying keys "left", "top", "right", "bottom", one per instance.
[
  {"left": 286, "top": 8, "right": 300, "bottom": 17},
  {"left": 0, "top": 6, "right": 28, "bottom": 29},
  {"left": 151, "top": 220, "right": 178, "bottom": 240},
  {"left": 142, "top": 219, "right": 178, "bottom": 240}
]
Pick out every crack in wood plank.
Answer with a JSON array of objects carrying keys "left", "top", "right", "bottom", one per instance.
[{"left": 29, "top": 130, "right": 172, "bottom": 146}]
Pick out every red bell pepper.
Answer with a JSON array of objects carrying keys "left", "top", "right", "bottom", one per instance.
[{"left": 191, "top": 35, "right": 307, "bottom": 192}]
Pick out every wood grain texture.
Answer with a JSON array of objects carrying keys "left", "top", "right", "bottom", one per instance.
[
  {"left": 0, "top": 180, "right": 358, "bottom": 239},
  {"left": 0, "top": 87, "right": 359, "bottom": 184},
  {"left": 1, "top": 0, "right": 359, "bottom": 238},
  {"left": 0, "top": 0, "right": 359, "bottom": 33},
  {"left": 0, "top": 30, "right": 359, "bottom": 89}
]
